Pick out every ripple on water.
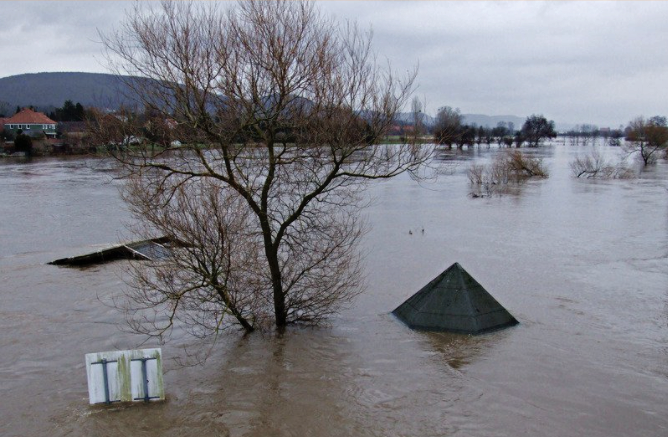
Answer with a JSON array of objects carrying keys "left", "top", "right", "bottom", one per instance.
[{"left": 1, "top": 148, "right": 668, "bottom": 436}]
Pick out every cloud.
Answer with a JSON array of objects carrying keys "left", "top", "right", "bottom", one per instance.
[
  {"left": 1, "top": 1, "right": 667, "bottom": 127},
  {"left": 321, "top": 1, "right": 668, "bottom": 126},
  {"left": 0, "top": 1, "right": 128, "bottom": 75}
]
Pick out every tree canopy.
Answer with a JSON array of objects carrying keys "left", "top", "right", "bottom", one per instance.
[
  {"left": 520, "top": 114, "right": 556, "bottom": 147},
  {"left": 625, "top": 116, "right": 668, "bottom": 165},
  {"left": 433, "top": 106, "right": 463, "bottom": 146},
  {"left": 50, "top": 100, "right": 85, "bottom": 122},
  {"left": 14, "top": 130, "right": 33, "bottom": 156}
]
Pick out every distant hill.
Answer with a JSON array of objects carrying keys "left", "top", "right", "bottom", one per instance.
[
  {"left": 0, "top": 72, "right": 578, "bottom": 131},
  {"left": 0, "top": 72, "right": 141, "bottom": 114},
  {"left": 393, "top": 112, "right": 436, "bottom": 127}
]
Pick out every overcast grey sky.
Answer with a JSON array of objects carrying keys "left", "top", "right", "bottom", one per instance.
[{"left": 1, "top": 1, "right": 666, "bottom": 127}]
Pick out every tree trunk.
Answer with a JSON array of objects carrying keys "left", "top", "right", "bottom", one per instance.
[
  {"left": 268, "top": 253, "right": 287, "bottom": 327},
  {"left": 259, "top": 212, "right": 288, "bottom": 328}
]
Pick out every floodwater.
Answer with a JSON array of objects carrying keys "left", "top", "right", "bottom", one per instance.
[{"left": 1, "top": 143, "right": 667, "bottom": 437}]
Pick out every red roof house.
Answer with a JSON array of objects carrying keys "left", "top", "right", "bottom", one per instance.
[{"left": 5, "top": 108, "right": 58, "bottom": 138}]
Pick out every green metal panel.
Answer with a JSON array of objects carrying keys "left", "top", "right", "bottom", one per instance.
[
  {"left": 393, "top": 263, "right": 518, "bottom": 334},
  {"left": 5, "top": 123, "right": 56, "bottom": 137}
]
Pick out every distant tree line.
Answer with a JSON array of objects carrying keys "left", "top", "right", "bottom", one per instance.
[
  {"left": 433, "top": 107, "right": 556, "bottom": 148},
  {"left": 0, "top": 100, "right": 86, "bottom": 121},
  {"left": 565, "top": 115, "right": 667, "bottom": 167},
  {"left": 49, "top": 100, "right": 86, "bottom": 122},
  {"left": 562, "top": 124, "right": 625, "bottom": 147},
  {"left": 4, "top": 91, "right": 666, "bottom": 168}
]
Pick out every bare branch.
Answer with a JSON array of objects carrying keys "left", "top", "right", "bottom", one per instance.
[{"left": 102, "top": 0, "right": 430, "bottom": 337}]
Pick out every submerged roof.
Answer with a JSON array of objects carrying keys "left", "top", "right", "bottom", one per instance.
[
  {"left": 49, "top": 237, "right": 173, "bottom": 267},
  {"left": 393, "top": 262, "right": 518, "bottom": 335}
]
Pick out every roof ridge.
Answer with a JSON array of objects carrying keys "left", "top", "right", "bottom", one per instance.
[
  {"left": 454, "top": 263, "right": 480, "bottom": 333},
  {"left": 392, "top": 262, "right": 518, "bottom": 334},
  {"left": 6, "top": 108, "right": 56, "bottom": 125}
]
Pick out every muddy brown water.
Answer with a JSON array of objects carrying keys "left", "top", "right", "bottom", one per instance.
[{"left": 1, "top": 144, "right": 667, "bottom": 437}]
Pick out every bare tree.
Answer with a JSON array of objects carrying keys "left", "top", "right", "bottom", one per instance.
[
  {"left": 624, "top": 116, "right": 668, "bottom": 166},
  {"left": 101, "top": 0, "right": 428, "bottom": 336},
  {"left": 122, "top": 175, "right": 267, "bottom": 335},
  {"left": 410, "top": 96, "right": 426, "bottom": 144},
  {"left": 87, "top": 106, "right": 146, "bottom": 152},
  {"left": 566, "top": 124, "right": 599, "bottom": 147},
  {"left": 520, "top": 114, "right": 557, "bottom": 147},
  {"left": 433, "top": 106, "right": 462, "bottom": 146}
]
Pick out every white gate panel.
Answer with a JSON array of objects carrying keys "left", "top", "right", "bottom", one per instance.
[{"left": 85, "top": 348, "right": 164, "bottom": 405}]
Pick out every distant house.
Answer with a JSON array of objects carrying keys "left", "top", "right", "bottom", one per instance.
[
  {"left": 164, "top": 118, "right": 178, "bottom": 130},
  {"left": 388, "top": 124, "right": 415, "bottom": 136},
  {"left": 4, "top": 108, "right": 57, "bottom": 138}
]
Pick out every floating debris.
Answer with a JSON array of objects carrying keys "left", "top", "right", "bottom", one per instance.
[
  {"left": 393, "top": 262, "right": 518, "bottom": 334},
  {"left": 49, "top": 237, "right": 173, "bottom": 266}
]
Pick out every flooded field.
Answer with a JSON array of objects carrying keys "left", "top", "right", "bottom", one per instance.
[{"left": 1, "top": 143, "right": 667, "bottom": 436}]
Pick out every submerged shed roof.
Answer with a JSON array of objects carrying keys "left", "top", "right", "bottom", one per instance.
[
  {"left": 392, "top": 262, "right": 518, "bottom": 334},
  {"left": 49, "top": 237, "right": 173, "bottom": 267}
]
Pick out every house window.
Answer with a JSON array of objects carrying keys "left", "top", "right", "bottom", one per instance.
[{"left": 25, "top": 125, "right": 30, "bottom": 129}]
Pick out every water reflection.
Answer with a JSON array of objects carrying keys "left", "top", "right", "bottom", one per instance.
[
  {"left": 176, "top": 329, "right": 365, "bottom": 437},
  {"left": 433, "top": 145, "right": 481, "bottom": 162},
  {"left": 422, "top": 331, "right": 491, "bottom": 370}
]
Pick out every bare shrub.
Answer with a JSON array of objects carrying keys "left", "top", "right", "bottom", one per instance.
[
  {"left": 467, "top": 164, "right": 485, "bottom": 185},
  {"left": 570, "top": 150, "right": 635, "bottom": 179},
  {"left": 122, "top": 175, "right": 268, "bottom": 335},
  {"left": 468, "top": 150, "right": 548, "bottom": 197},
  {"left": 503, "top": 150, "right": 548, "bottom": 178}
]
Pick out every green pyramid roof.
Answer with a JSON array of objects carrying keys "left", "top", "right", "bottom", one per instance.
[{"left": 392, "top": 262, "right": 518, "bottom": 334}]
